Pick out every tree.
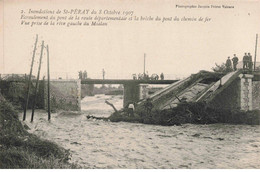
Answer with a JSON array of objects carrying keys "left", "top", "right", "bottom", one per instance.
[{"left": 211, "top": 63, "right": 230, "bottom": 74}]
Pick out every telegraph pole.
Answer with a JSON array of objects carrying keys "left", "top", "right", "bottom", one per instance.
[
  {"left": 31, "top": 40, "right": 44, "bottom": 122},
  {"left": 46, "top": 45, "right": 51, "bottom": 121},
  {"left": 254, "top": 34, "right": 258, "bottom": 71},
  {"left": 23, "top": 34, "right": 38, "bottom": 121}
]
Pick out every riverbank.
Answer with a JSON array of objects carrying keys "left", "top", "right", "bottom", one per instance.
[
  {"left": 108, "top": 102, "right": 260, "bottom": 126},
  {"left": 0, "top": 98, "right": 80, "bottom": 169}
]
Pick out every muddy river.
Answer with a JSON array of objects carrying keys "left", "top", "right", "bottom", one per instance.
[{"left": 20, "top": 94, "right": 260, "bottom": 168}]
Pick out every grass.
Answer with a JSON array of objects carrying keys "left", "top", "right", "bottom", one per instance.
[{"left": 0, "top": 99, "right": 80, "bottom": 169}]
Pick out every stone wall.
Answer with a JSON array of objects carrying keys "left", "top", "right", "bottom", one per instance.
[
  {"left": 252, "top": 81, "right": 260, "bottom": 110},
  {"left": 209, "top": 78, "right": 241, "bottom": 110},
  {"left": 45, "top": 79, "right": 81, "bottom": 111}
]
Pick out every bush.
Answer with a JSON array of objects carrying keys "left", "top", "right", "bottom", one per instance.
[
  {"left": 0, "top": 98, "right": 79, "bottom": 169},
  {"left": 211, "top": 63, "right": 230, "bottom": 74}
]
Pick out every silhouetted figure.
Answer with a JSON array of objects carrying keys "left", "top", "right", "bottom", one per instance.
[
  {"left": 102, "top": 69, "right": 105, "bottom": 80},
  {"left": 243, "top": 53, "right": 249, "bottom": 70},
  {"left": 102, "top": 69, "right": 105, "bottom": 88},
  {"left": 78, "top": 71, "right": 83, "bottom": 79},
  {"left": 145, "top": 71, "right": 149, "bottom": 80},
  {"left": 128, "top": 103, "right": 135, "bottom": 117},
  {"left": 248, "top": 53, "right": 253, "bottom": 71},
  {"left": 232, "top": 54, "right": 239, "bottom": 71},
  {"left": 83, "top": 70, "right": 87, "bottom": 79},
  {"left": 138, "top": 73, "right": 142, "bottom": 80},
  {"left": 132, "top": 74, "right": 137, "bottom": 80},
  {"left": 226, "top": 57, "right": 232, "bottom": 72},
  {"left": 160, "top": 73, "right": 164, "bottom": 80}
]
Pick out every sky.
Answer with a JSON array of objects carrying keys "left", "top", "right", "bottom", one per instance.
[{"left": 0, "top": 0, "right": 260, "bottom": 79}]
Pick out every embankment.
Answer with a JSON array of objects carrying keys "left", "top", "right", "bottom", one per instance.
[{"left": 0, "top": 97, "right": 80, "bottom": 169}]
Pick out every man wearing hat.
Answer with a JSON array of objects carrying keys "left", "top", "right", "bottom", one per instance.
[{"left": 232, "top": 54, "right": 239, "bottom": 71}]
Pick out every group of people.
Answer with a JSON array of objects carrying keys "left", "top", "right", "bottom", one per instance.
[
  {"left": 242, "top": 52, "right": 253, "bottom": 70},
  {"left": 226, "top": 54, "right": 239, "bottom": 71},
  {"left": 225, "top": 53, "right": 253, "bottom": 71},
  {"left": 78, "top": 70, "right": 88, "bottom": 79},
  {"left": 132, "top": 72, "right": 165, "bottom": 80}
]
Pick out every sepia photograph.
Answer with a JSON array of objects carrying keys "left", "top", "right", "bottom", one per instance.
[{"left": 0, "top": 0, "right": 260, "bottom": 169}]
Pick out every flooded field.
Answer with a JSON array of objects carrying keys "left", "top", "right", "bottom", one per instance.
[{"left": 20, "top": 94, "right": 260, "bottom": 168}]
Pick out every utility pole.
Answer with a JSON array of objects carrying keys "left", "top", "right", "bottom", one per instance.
[
  {"left": 143, "top": 53, "right": 146, "bottom": 75},
  {"left": 46, "top": 45, "right": 51, "bottom": 121},
  {"left": 254, "top": 34, "right": 258, "bottom": 71},
  {"left": 23, "top": 34, "right": 38, "bottom": 121},
  {"left": 31, "top": 40, "right": 44, "bottom": 122}
]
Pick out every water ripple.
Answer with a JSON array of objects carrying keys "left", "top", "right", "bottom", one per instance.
[{"left": 20, "top": 95, "right": 260, "bottom": 168}]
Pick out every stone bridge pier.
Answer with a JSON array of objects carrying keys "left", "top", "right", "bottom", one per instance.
[
  {"left": 123, "top": 84, "right": 149, "bottom": 107},
  {"left": 239, "top": 74, "right": 253, "bottom": 111}
]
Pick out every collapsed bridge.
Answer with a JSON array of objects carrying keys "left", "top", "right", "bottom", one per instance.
[
  {"left": 2, "top": 70, "right": 260, "bottom": 112},
  {"left": 137, "top": 70, "right": 260, "bottom": 111}
]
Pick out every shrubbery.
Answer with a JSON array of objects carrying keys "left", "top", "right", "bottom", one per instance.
[{"left": 0, "top": 99, "right": 79, "bottom": 169}]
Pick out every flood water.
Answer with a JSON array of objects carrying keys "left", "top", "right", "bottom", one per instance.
[{"left": 20, "top": 94, "right": 260, "bottom": 168}]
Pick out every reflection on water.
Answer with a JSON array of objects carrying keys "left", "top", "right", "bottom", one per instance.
[{"left": 20, "top": 94, "right": 260, "bottom": 168}]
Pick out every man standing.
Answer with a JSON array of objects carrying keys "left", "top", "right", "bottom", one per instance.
[
  {"left": 102, "top": 68, "right": 105, "bottom": 88},
  {"left": 128, "top": 103, "right": 135, "bottom": 117},
  {"left": 232, "top": 54, "right": 239, "bottom": 71},
  {"left": 83, "top": 70, "right": 87, "bottom": 79},
  {"left": 102, "top": 69, "right": 105, "bottom": 79},
  {"left": 243, "top": 53, "right": 248, "bottom": 70},
  {"left": 132, "top": 74, "right": 137, "bottom": 80},
  {"left": 248, "top": 53, "right": 253, "bottom": 71},
  {"left": 160, "top": 73, "right": 164, "bottom": 80},
  {"left": 226, "top": 57, "right": 232, "bottom": 72},
  {"left": 78, "top": 71, "right": 83, "bottom": 79}
]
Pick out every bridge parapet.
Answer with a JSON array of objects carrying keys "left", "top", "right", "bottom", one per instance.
[{"left": 81, "top": 79, "right": 178, "bottom": 85}]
